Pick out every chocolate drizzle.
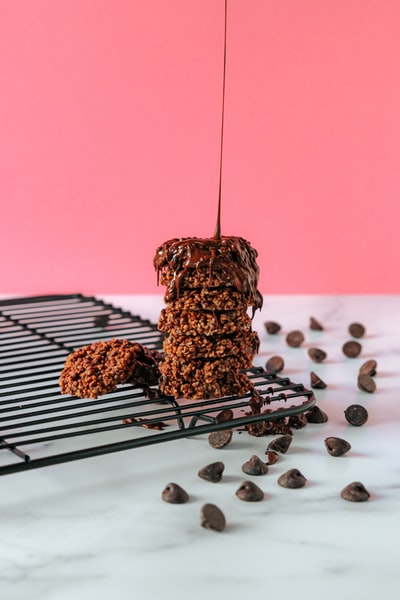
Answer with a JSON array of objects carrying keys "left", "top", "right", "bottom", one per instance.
[{"left": 154, "top": 236, "right": 263, "bottom": 314}]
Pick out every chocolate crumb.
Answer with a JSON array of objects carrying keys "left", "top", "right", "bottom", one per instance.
[{"left": 265, "top": 450, "right": 279, "bottom": 465}]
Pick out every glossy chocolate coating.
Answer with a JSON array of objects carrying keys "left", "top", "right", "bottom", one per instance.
[{"left": 154, "top": 236, "right": 263, "bottom": 313}]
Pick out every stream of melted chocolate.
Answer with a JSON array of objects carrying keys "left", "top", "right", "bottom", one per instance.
[
  {"left": 214, "top": 0, "right": 228, "bottom": 241},
  {"left": 153, "top": 2, "right": 262, "bottom": 316}
]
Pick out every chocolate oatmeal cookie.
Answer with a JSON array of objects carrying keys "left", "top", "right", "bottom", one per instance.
[
  {"left": 154, "top": 236, "right": 262, "bottom": 400},
  {"left": 59, "top": 339, "right": 162, "bottom": 399}
]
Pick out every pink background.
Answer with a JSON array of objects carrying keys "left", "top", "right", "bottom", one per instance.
[{"left": 1, "top": 0, "right": 399, "bottom": 296}]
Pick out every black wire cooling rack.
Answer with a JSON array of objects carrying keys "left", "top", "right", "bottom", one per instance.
[{"left": 0, "top": 294, "right": 315, "bottom": 476}]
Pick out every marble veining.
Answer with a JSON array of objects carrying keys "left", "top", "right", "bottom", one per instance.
[{"left": 0, "top": 295, "right": 400, "bottom": 600}]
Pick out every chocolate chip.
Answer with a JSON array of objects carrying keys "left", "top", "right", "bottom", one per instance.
[
  {"left": 305, "top": 405, "right": 329, "bottom": 423},
  {"left": 200, "top": 503, "right": 226, "bottom": 531},
  {"left": 267, "top": 434, "right": 293, "bottom": 454},
  {"left": 288, "top": 413, "right": 308, "bottom": 429},
  {"left": 308, "top": 348, "right": 327, "bottom": 363},
  {"left": 235, "top": 480, "right": 264, "bottom": 502},
  {"left": 277, "top": 469, "right": 307, "bottom": 489},
  {"left": 93, "top": 314, "right": 110, "bottom": 327},
  {"left": 324, "top": 436, "right": 351, "bottom": 456},
  {"left": 215, "top": 409, "right": 234, "bottom": 423},
  {"left": 348, "top": 322, "right": 366, "bottom": 338},
  {"left": 357, "top": 373, "right": 376, "bottom": 393},
  {"left": 342, "top": 340, "right": 362, "bottom": 358},
  {"left": 286, "top": 330, "right": 305, "bottom": 348},
  {"left": 241, "top": 455, "right": 269, "bottom": 476},
  {"left": 208, "top": 429, "right": 232, "bottom": 448},
  {"left": 340, "top": 482, "right": 370, "bottom": 502},
  {"left": 265, "top": 355, "right": 285, "bottom": 374},
  {"left": 310, "top": 371, "right": 327, "bottom": 389},
  {"left": 264, "top": 320, "right": 281, "bottom": 334},
  {"left": 198, "top": 461, "right": 225, "bottom": 483},
  {"left": 344, "top": 404, "right": 368, "bottom": 426},
  {"left": 310, "top": 316, "right": 324, "bottom": 331},
  {"left": 162, "top": 482, "right": 189, "bottom": 504},
  {"left": 265, "top": 450, "right": 279, "bottom": 465},
  {"left": 359, "top": 359, "right": 377, "bottom": 377}
]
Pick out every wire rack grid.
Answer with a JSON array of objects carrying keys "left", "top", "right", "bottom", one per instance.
[{"left": 0, "top": 294, "right": 315, "bottom": 476}]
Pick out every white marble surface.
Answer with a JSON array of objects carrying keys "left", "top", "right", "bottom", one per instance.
[{"left": 1, "top": 294, "right": 400, "bottom": 600}]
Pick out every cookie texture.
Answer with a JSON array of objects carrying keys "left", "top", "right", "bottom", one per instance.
[
  {"left": 154, "top": 236, "right": 261, "bottom": 400},
  {"left": 59, "top": 339, "right": 162, "bottom": 399}
]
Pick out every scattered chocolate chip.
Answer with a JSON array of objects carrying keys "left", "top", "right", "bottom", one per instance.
[
  {"left": 265, "top": 450, "right": 279, "bottom": 465},
  {"left": 288, "top": 413, "right": 308, "bottom": 429},
  {"left": 340, "top": 481, "right": 370, "bottom": 502},
  {"left": 324, "top": 437, "right": 351, "bottom": 457},
  {"left": 310, "top": 316, "right": 324, "bottom": 331},
  {"left": 310, "top": 371, "right": 327, "bottom": 389},
  {"left": 235, "top": 480, "right": 264, "bottom": 502},
  {"left": 305, "top": 405, "right": 329, "bottom": 423},
  {"left": 359, "top": 359, "right": 377, "bottom": 377},
  {"left": 162, "top": 482, "right": 189, "bottom": 504},
  {"left": 264, "top": 320, "right": 281, "bottom": 334},
  {"left": 308, "top": 348, "right": 327, "bottom": 363},
  {"left": 342, "top": 340, "right": 362, "bottom": 358},
  {"left": 93, "top": 314, "right": 110, "bottom": 328},
  {"left": 215, "top": 409, "right": 234, "bottom": 423},
  {"left": 198, "top": 461, "right": 225, "bottom": 483},
  {"left": 241, "top": 455, "right": 269, "bottom": 476},
  {"left": 208, "top": 429, "right": 232, "bottom": 449},
  {"left": 267, "top": 434, "right": 293, "bottom": 454},
  {"left": 200, "top": 503, "right": 226, "bottom": 531},
  {"left": 357, "top": 373, "right": 376, "bottom": 393},
  {"left": 348, "top": 322, "right": 366, "bottom": 339},
  {"left": 265, "top": 355, "right": 285, "bottom": 374},
  {"left": 246, "top": 422, "right": 267, "bottom": 437},
  {"left": 344, "top": 404, "right": 368, "bottom": 426},
  {"left": 278, "top": 469, "right": 307, "bottom": 489},
  {"left": 286, "top": 330, "right": 305, "bottom": 348}
]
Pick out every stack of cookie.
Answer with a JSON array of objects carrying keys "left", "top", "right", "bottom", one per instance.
[{"left": 154, "top": 236, "right": 262, "bottom": 400}]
